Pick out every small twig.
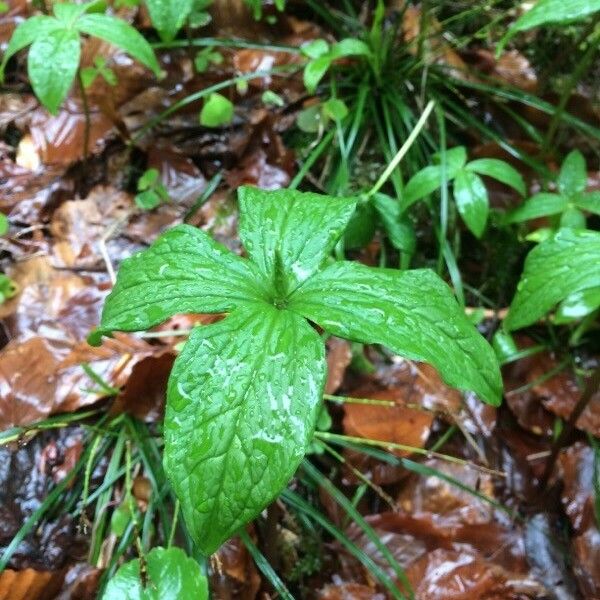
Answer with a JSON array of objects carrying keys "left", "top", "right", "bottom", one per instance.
[{"left": 537, "top": 365, "right": 600, "bottom": 491}]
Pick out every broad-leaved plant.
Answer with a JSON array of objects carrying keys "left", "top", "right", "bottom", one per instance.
[
  {"left": 506, "top": 150, "right": 600, "bottom": 234},
  {"left": 403, "top": 147, "right": 526, "bottom": 238},
  {"left": 92, "top": 186, "right": 502, "bottom": 555},
  {"left": 0, "top": 1, "right": 160, "bottom": 114}
]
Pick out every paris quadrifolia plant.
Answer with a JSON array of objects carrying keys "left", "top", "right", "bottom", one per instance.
[{"left": 90, "top": 183, "right": 502, "bottom": 556}]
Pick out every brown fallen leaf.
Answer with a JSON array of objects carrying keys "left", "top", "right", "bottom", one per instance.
[
  {"left": 318, "top": 582, "right": 385, "bottom": 600},
  {"left": 0, "top": 568, "right": 66, "bottom": 600},
  {"left": 559, "top": 443, "right": 600, "bottom": 598},
  {"left": 211, "top": 535, "right": 261, "bottom": 600},
  {"left": 325, "top": 337, "right": 352, "bottom": 395}
]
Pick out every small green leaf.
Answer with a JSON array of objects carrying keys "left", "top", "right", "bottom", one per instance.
[
  {"left": 505, "top": 228, "right": 600, "bottom": 330},
  {"left": 138, "top": 168, "right": 159, "bottom": 190},
  {"left": 0, "top": 213, "right": 8, "bottom": 236},
  {"left": 505, "top": 193, "right": 567, "bottom": 223},
  {"left": 558, "top": 150, "right": 587, "bottom": 196},
  {"left": 200, "top": 92, "right": 234, "bottom": 127},
  {"left": 237, "top": 186, "right": 356, "bottom": 292},
  {"left": 303, "top": 56, "right": 331, "bottom": 94},
  {"left": 498, "top": 0, "right": 600, "bottom": 54},
  {"left": 402, "top": 166, "right": 442, "bottom": 209},
  {"left": 554, "top": 286, "right": 600, "bottom": 324},
  {"left": 77, "top": 13, "right": 161, "bottom": 76},
  {"left": 560, "top": 206, "right": 586, "bottom": 229},
  {"left": 290, "top": 262, "right": 502, "bottom": 406},
  {"left": 301, "top": 39, "right": 329, "bottom": 59},
  {"left": 164, "top": 305, "right": 326, "bottom": 555},
  {"left": 434, "top": 146, "right": 467, "bottom": 173},
  {"left": 144, "top": 0, "right": 194, "bottom": 41},
  {"left": 135, "top": 189, "right": 162, "bottom": 210},
  {"left": 343, "top": 201, "right": 376, "bottom": 249},
  {"left": 296, "top": 104, "right": 322, "bottom": 133},
  {"left": 261, "top": 90, "right": 284, "bottom": 107},
  {"left": 110, "top": 503, "right": 132, "bottom": 537},
  {"left": 372, "top": 193, "right": 415, "bottom": 254},
  {"left": 466, "top": 158, "right": 526, "bottom": 196},
  {"left": 0, "top": 3, "right": 9, "bottom": 14},
  {"left": 453, "top": 170, "right": 489, "bottom": 238},
  {"left": 0, "top": 274, "right": 17, "bottom": 305},
  {"left": 96, "top": 224, "right": 268, "bottom": 340},
  {"left": 102, "top": 546, "right": 208, "bottom": 599},
  {"left": 322, "top": 98, "right": 348, "bottom": 121},
  {"left": 0, "top": 16, "right": 62, "bottom": 78},
  {"left": 28, "top": 28, "right": 81, "bottom": 114},
  {"left": 330, "top": 38, "right": 371, "bottom": 59},
  {"left": 492, "top": 329, "right": 519, "bottom": 364},
  {"left": 574, "top": 191, "right": 600, "bottom": 215}
]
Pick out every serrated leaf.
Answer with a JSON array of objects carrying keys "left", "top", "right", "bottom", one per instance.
[
  {"left": 505, "top": 193, "right": 567, "bottom": 223},
  {"left": 95, "top": 224, "right": 268, "bottom": 340},
  {"left": 200, "top": 92, "right": 234, "bottom": 127},
  {"left": 303, "top": 56, "right": 331, "bottom": 94},
  {"left": 505, "top": 228, "right": 600, "bottom": 330},
  {"left": 290, "top": 261, "right": 502, "bottom": 406},
  {"left": 164, "top": 305, "right": 326, "bottom": 555},
  {"left": 77, "top": 13, "right": 161, "bottom": 76},
  {"left": 453, "top": 170, "right": 489, "bottom": 238},
  {"left": 237, "top": 186, "right": 356, "bottom": 292},
  {"left": 558, "top": 150, "right": 587, "bottom": 196},
  {"left": 554, "top": 286, "right": 600, "bottom": 324},
  {"left": 574, "top": 191, "right": 600, "bottom": 215},
  {"left": 0, "top": 16, "right": 62, "bottom": 77},
  {"left": 102, "top": 546, "right": 208, "bottom": 599},
  {"left": 28, "top": 28, "right": 80, "bottom": 114},
  {"left": 466, "top": 158, "right": 526, "bottom": 196},
  {"left": 498, "top": 0, "right": 600, "bottom": 54},
  {"left": 144, "top": 0, "right": 194, "bottom": 41}
]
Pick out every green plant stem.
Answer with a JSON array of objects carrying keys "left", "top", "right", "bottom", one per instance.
[
  {"left": 77, "top": 68, "right": 91, "bottom": 161},
  {"left": 323, "top": 393, "right": 395, "bottom": 407},
  {"left": 541, "top": 26, "right": 599, "bottom": 157},
  {"left": 152, "top": 37, "right": 299, "bottom": 53},
  {"left": 366, "top": 99, "right": 435, "bottom": 199},
  {"left": 316, "top": 431, "right": 504, "bottom": 477}
]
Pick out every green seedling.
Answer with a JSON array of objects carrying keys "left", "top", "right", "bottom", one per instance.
[
  {"left": 135, "top": 168, "right": 169, "bottom": 211},
  {"left": 200, "top": 92, "right": 234, "bottom": 127},
  {"left": 0, "top": 0, "right": 161, "bottom": 114},
  {"left": 505, "top": 150, "right": 600, "bottom": 237},
  {"left": 403, "top": 146, "right": 526, "bottom": 238}
]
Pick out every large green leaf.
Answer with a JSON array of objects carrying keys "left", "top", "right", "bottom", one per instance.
[
  {"left": 144, "top": 0, "right": 194, "bottom": 42},
  {"left": 94, "top": 224, "right": 268, "bottom": 341},
  {"left": 505, "top": 193, "right": 568, "bottom": 223},
  {"left": 237, "top": 186, "right": 356, "bottom": 293},
  {"left": 499, "top": 0, "right": 600, "bottom": 53},
  {"left": 505, "top": 228, "right": 600, "bottom": 330},
  {"left": 77, "top": 13, "right": 161, "bottom": 76},
  {"left": 102, "top": 546, "right": 208, "bottom": 600},
  {"left": 28, "top": 28, "right": 80, "bottom": 114},
  {"left": 453, "top": 169, "right": 489, "bottom": 238},
  {"left": 290, "top": 261, "right": 502, "bottom": 406},
  {"left": 164, "top": 305, "right": 326, "bottom": 555}
]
